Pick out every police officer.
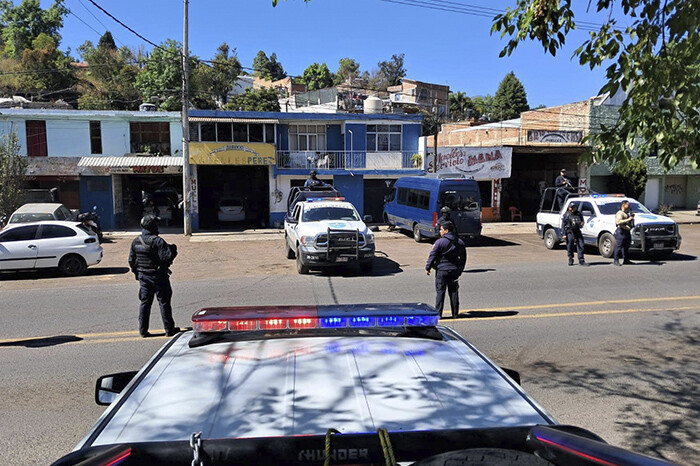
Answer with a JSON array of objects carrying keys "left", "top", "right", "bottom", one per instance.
[
  {"left": 613, "top": 200, "right": 635, "bottom": 266},
  {"left": 438, "top": 206, "right": 460, "bottom": 237},
  {"left": 304, "top": 170, "right": 325, "bottom": 188},
  {"left": 563, "top": 203, "right": 586, "bottom": 266},
  {"left": 555, "top": 168, "right": 572, "bottom": 209},
  {"left": 128, "top": 215, "right": 180, "bottom": 337},
  {"left": 426, "top": 221, "right": 467, "bottom": 319}
]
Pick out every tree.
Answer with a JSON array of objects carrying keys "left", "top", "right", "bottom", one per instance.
[
  {"left": 0, "top": 131, "right": 27, "bottom": 224},
  {"left": 610, "top": 158, "right": 648, "bottom": 199},
  {"left": 196, "top": 42, "right": 241, "bottom": 107},
  {"left": 448, "top": 91, "right": 473, "bottom": 121},
  {"left": 0, "top": 0, "right": 68, "bottom": 58},
  {"left": 334, "top": 57, "right": 360, "bottom": 85},
  {"left": 134, "top": 39, "right": 188, "bottom": 111},
  {"left": 377, "top": 53, "right": 406, "bottom": 88},
  {"left": 492, "top": 0, "right": 700, "bottom": 170},
  {"left": 252, "top": 50, "right": 286, "bottom": 81},
  {"left": 301, "top": 62, "right": 333, "bottom": 90},
  {"left": 77, "top": 32, "right": 140, "bottom": 110},
  {"left": 19, "top": 33, "right": 76, "bottom": 100},
  {"left": 492, "top": 71, "right": 529, "bottom": 120},
  {"left": 223, "top": 87, "right": 280, "bottom": 112},
  {"left": 471, "top": 94, "right": 495, "bottom": 121}
]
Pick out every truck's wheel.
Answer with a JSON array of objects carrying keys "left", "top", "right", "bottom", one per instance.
[
  {"left": 296, "top": 247, "right": 309, "bottom": 274},
  {"left": 544, "top": 228, "right": 558, "bottom": 250},
  {"left": 413, "top": 224, "right": 423, "bottom": 243},
  {"left": 598, "top": 232, "right": 615, "bottom": 258},
  {"left": 285, "top": 236, "right": 295, "bottom": 259}
]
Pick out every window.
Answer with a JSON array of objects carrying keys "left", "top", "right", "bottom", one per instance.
[
  {"left": 53, "top": 208, "right": 66, "bottom": 220},
  {"left": 89, "top": 121, "right": 102, "bottom": 154},
  {"left": 200, "top": 123, "right": 216, "bottom": 142},
  {"left": 26, "top": 120, "right": 48, "bottom": 157},
  {"left": 189, "top": 122, "right": 275, "bottom": 143},
  {"left": 366, "top": 124, "right": 401, "bottom": 152},
  {"left": 217, "top": 123, "right": 232, "bottom": 142},
  {"left": 302, "top": 207, "right": 359, "bottom": 222},
  {"left": 130, "top": 122, "right": 171, "bottom": 154},
  {"left": 397, "top": 187, "right": 408, "bottom": 205},
  {"left": 580, "top": 202, "right": 595, "bottom": 216},
  {"left": 265, "top": 124, "right": 275, "bottom": 143},
  {"left": 289, "top": 124, "right": 326, "bottom": 151},
  {"left": 249, "top": 124, "right": 263, "bottom": 143},
  {"left": 0, "top": 225, "right": 39, "bottom": 242},
  {"left": 40, "top": 225, "right": 76, "bottom": 239},
  {"left": 406, "top": 188, "right": 430, "bottom": 210}
]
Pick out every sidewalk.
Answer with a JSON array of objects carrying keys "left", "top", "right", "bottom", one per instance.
[{"left": 104, "top": 210, "right": 699, "bottom": 242}]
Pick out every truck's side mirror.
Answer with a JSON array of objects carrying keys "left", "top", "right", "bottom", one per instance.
[
  {"left": 286, "top": 215, "right": 298, "bottom": 225},
  {"left": 363, "top": 215, "right": 373, "bottom": 223},
  {"left": 95, "top": 371, "right": 138, "bottom": 405}
]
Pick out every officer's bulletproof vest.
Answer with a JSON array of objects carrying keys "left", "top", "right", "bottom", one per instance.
[{"left": 133, "top": 235, "right": 160, "bottom": 273}]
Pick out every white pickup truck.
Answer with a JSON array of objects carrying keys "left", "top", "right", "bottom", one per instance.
[
  {"left": 536, "top": 189, "right": 681, "bottom": 258},
  {"left": 284, "top": 198, "right": 375, "bottom": 274}
]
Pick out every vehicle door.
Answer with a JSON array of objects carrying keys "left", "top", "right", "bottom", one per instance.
[
  {"left": 35, "top": 224, "right": 79, "bottom": 268},
  {"left": 285, "top": 204, "right": 302, "bottom": 245},
  {"left": 0, "top": 225, "right": 40, "bottom": 270},
  {"left": 578, "top": 201, "right": 597, "bottom": 244},
  {"left": 442, "top": 190, "right": 480, "bottom": 237}
]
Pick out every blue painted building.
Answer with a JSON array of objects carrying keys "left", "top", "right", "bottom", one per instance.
[{"left": 188, "top": 110, "right": 423, "bottom": 229}]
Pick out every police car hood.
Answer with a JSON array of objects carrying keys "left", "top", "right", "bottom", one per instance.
[
  {"left": 299, "top": 219, "right": 369, "bottom": 234},
  {"left": 630, "top": 213, "right": 675, "bottom": 225},
  {"left": 88, "top": 333, "right": 553, "bottom": 446}
]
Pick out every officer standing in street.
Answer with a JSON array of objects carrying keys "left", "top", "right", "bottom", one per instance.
[
  {"left": 613, "top": 200, "right": 635, "bottom": 266},
  {"left": 562, "top": 203, "right": 587, "bottom": 266},
  {"left": 438, "top": 206, "right": 460, "bottom": 237},
  {"left": 426, "top": 221, "right": 467, "bottom": 319},
  {"left": 128, "top": 215, "right": 180, "bottom": 337}
]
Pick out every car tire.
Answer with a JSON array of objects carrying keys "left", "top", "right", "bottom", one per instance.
[
  {"left": 296, "top": 246, "right": 309, "bottom": 274},
  {"left": 598, "top": 232, "right": 615, "bottom": 258},
  {"left": 413, "top": 224, "right": 423, "bottom": 243},
  {"left": 285, "top": 236, "right": 295, "bottom": 259},
  {"left": 59, "top": 254, "right": 87, "bottom": 276},
  {"left": 359, "top": 261, "right": 374, "bottom": 274},
  {"left": 544, "top": 228, "right": 558, "bottom": 249}
]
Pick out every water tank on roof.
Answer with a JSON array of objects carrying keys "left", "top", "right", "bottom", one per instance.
[
  {"left": 364, "top": 96, "right": 382, "bottom": 114},
  {"left": 139, "top": 103, "right": 157, "bottom": 112}
]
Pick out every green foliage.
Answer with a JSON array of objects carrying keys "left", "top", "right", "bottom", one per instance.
[
  {"left": 196, "top": 42, "right": 241, "bottom": 107},
  {"left": 492, "top": 71, "right": 529, "bottom": 120},
  {"left": 134, "top": 39, "right": 187, "bottom": 111},
  {"left": 19, "top": 33, "right": 76, "bottom": 99},
  {"left": 252, "top": 50, "right": 285, "bottom": 81},
  {"left": 609, "top": 158, "right": 647, "bottom": 199},
  {"left": 301, "top": 62, "right": 333, "bottom": 91},
  {"left": 334, "top": 58, "right": 360, "bottom": 85},
  {"left": 448, "top": 91, "right": 473, "bottom": 120},
  {"left": 224, "top": 87, "right": 280, "bottom": 112},
  {"left": 492, "top": 0, "right": 700, "bottom": 170},
  {"left": 377, "top": 53, "right": 406, "bottom": 88},
  {"left": 0, "top": 131, "right": 27, "bottom": 222},
  {"left": 471, "top": 94, "right": 494, "bottom": 121},
  {"left": 0, "top": 0, "right": 67, "bottom": 58}
]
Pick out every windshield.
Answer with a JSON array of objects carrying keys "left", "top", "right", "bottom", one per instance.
[
  {"left": 302, "top": 207, "right": 359, "bottom": 222},
  {"left": 597, "top": 201, "right": 650, "bottom": 215},
  {"left": 9, "top": 213, "right": 54, "bottom": 223},
  {"left": 439, "top": 191, "right": 478, "bottom": 211}
]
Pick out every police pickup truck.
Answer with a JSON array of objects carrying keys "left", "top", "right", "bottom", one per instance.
[
  {"left": 284, "top": 197, "right": 375, "bottom": 274},
  {"left": 536, "top": 188, "right": 681, "bottom": 258},
  {"left": 53, "top": 303, "right": 671, "bottom": 466}
]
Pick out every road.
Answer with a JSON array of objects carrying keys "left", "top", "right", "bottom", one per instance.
[{"left": 1, "top": 225, "right": 698, "bottom": 465}]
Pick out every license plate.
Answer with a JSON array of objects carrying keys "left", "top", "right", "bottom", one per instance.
[
  {"left": 653, "top": 242, "right": 664, "bottom": 249},
  {"left": 336, "top": 257, "right": 348, "bottom": 262}
]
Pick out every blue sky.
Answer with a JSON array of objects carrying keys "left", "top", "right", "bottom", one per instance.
[{"left": 52, "top": 0, "right": 612, "bottom": 108}]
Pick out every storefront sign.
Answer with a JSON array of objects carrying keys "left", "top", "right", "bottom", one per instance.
[
  {"left": 189, "top": 142, "right": 276, "bottom": 165},
  {"left": 527, "top": 130, "right": 583, "bottom": 143},
  {"left": 427, "top": 146, "right": 512, "bottom": 179}
]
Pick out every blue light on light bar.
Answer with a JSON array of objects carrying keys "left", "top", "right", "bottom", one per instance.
[
  {"left": 320, "top": 317, "right": 347, "bottom": 328},
  {"left": 406, "top": 315, "right": 439, "bottom": 326},
  {"left": 378, "top": 316, "right": 404, "bottom": 327},
  {"left": 349, "top": 316, "right": 375, "bottom": 327}
]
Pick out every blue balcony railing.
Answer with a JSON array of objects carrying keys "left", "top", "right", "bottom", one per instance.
[{"left": 276, "top": 151, "right": 420, "bottom": 170}]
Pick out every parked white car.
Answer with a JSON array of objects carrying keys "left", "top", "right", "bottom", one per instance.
[
  {"left": 0, "top": 221, "right": 103, "bottom": 276},
  {"left": 217, "top": 197, "right": 246, "bottom": 222},
  {"left": 7, "top": 203, "right": 76, "bottom": 224}
]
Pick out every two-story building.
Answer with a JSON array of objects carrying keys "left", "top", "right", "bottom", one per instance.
[
  {"left": 0, "top": 108, "right": 182, "bottom": 230},
  {"left": 187, "top": 109, "right": 423, "bottom": 229}
]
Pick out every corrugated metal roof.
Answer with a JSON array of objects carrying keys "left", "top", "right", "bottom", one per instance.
[
  {"left": 189, "top": 117, "right": 279, "bottom": 124},
  {"left": 78, "top": 156, "right": 183, "bottom": 167}
]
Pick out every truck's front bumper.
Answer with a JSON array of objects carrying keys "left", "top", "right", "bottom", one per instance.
[{"left": 297, "top": 246, "right": 375, "bottom": 267}]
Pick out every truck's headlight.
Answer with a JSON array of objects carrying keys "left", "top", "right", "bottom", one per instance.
[
  {"left": 365, "top": 233, "right": 375, "bottom": 244},
  {"left": 300, "top": 235, "right": 315, "bottom": 245}
]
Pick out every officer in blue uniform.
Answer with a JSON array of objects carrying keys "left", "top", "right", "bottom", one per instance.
[
  {"left": 562, "top": 203, "right": 587, "bottom": 266},
  {"left": 128, "top": 215, "right": 180, "bottom": 338},
  {"left": 426, "top": 221, "right": 467, "bottom": 319}
]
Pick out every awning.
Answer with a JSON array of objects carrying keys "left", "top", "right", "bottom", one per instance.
[
  {"left": 78, "top": 156, "right": 183, "bottom": 167},
  {"left": 189, "top": 117, "right": 279, "bottom": 124}
]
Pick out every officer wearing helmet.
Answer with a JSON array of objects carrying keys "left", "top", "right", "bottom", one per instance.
[
  {"left": 304, "top": 170, "right": 328, "bottom": 188},
  {"left": 438, "top": 206, "right": 459, "bottom": 237},
  {"left": 128, "top": 215, "right": 180, "bottom": 338}
]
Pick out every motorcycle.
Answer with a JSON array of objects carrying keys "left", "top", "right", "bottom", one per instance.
[{"left": 78, "top": 206, "right": 103, "bottom": 242}]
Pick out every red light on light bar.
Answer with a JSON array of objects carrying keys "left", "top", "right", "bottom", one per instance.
[
  {"left": 230, "top": 320, "right": 257, "bottom": 331},
  {"left": 260, "top": 318, "right": 287, "bottom": 330},
  {"left": 290, "top": 317, "right": 318, "bottom": 329},
  {"left": 194, "top": 320, "right": 228, "bottom": 332}
]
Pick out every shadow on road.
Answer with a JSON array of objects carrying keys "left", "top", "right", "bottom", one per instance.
[
  {"left": 466, "top": 236, "right": 520, "bottom": 248},
  {"left": 0, "top": 266, "right": 129, "bottom": 281},
  {"left": 462, "top": 310, "right": 519, "bottom": 319},
  {"left": 0, "top": 335, "right": 83, "bottom": 347},
  {"left": 464, "top": 268, "right": 496, "bottom": 274},
  {"left": 314, "top": 255, "right": 402, "bottom": 278},
  {"left": 525, "top": 317, "right": 699, "bottom": 463}
]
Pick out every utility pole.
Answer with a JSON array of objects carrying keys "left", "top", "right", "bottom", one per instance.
[
  {"left": 433, "top": 98, "right": 440, "bottom": 173},
  {"left": 181, "top": 0, "right": 191, "bottom": 235}
]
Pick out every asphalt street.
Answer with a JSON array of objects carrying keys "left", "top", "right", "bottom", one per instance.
[{"left": 0, "top": 224, "right": 698, "bottom": 465}]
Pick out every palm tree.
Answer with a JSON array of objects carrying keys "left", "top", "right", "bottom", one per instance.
[{"left": 448, "top": 91, "right": 472, "bottom": 121}]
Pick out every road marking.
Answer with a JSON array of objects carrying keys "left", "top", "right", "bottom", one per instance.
[
  {"left": 462, "top": 295, "right": 700, "bottom": 313},
  {"left": 452, "top": 305, "right": 699, "bottom": 322}
]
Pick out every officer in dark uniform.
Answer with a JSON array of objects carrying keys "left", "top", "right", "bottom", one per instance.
[
  {"left": 438, "top": 206, "right": 460, "bottom": 238},
  {"left": 425, "top": 221, "right": 467, "bottom": 319},
  {"left": 304, "top": 170, "right": 324, "bottom": 188},
  {"left": 562, "top": 203, "right": 587, "bottom": 266},
  {"left": 555, "top": 168, "right": 573, "bottom": 209},
  {"left": 128, "top": 215, "right": 180, "bottom": 338}
]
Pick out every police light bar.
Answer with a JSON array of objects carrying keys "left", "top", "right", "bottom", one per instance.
[
  {"left": 306, "top": 197, "right": 345, "bottom": 202},
  {"left": 590, "top": 194, "right": 625, "bottom": 198},
  {"left": 191, "top": 303, "right": 438, "bottom": 333}
]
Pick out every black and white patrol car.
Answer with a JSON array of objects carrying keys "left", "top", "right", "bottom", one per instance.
[{"left": 53, "top": 304, "right": 670, "bottom": 466}]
